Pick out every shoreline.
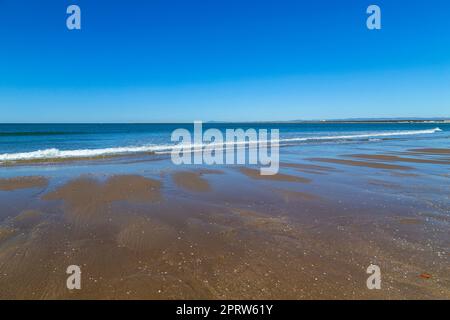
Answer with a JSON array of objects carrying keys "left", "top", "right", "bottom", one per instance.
[{"left": 0, "top": 126, "right": 444, "bottom": 166}]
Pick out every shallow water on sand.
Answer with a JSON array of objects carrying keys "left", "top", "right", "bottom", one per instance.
[{"left": 0, "top": 126, "right": 449, "bottom": 299}]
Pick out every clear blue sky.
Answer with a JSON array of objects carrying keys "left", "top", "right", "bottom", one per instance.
[{"left": 1, "top": 0, "right": 449, "bottom": 122}]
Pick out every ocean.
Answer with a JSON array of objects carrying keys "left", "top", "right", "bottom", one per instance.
[{"left": 0, "top": 123, "right": 448, "bottom": 163}]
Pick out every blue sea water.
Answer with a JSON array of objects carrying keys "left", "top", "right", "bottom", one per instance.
[{"left": 0, "top": 123, "right": 448, "bottom": 162}]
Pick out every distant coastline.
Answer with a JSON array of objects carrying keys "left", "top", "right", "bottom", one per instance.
[
  {"left": 1, "top": 118, "right": 450, "bottom": 125},
  {"left": 207, "top": 118, "right": 450, "bottom": 124}
]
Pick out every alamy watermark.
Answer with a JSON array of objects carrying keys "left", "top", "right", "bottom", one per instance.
[
  {"left": 367, "top": 5, "right": 381, "bottom": 30},
  {"left": 66, "top": 5, "right": 81, "bottom": 30},
  {"left": 366, "top": 264, "right": 381, "bottom": 290},
  {"left": 170, "top": 121, "right": 280, "bottom": 175},
  {"left": 66, "top": 4, "right": 382, "bottom": 31},
  {"left": 66, "top": 265, "right": 81, "bottom": 290}
]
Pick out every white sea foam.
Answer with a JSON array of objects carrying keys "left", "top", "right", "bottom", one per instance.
[
  {"left": 0, "top": 127, "right": 442, "bottom": 162},
  {"left": 282, "top": 127, "right": 442, "bottom": 142},
  {"left": 0, "top": 145, "right": 175, "bottom": 162}
]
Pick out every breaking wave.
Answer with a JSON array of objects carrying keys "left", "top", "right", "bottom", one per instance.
[{"left": 0, "top": 127, "right": 442, "bottom": 162}]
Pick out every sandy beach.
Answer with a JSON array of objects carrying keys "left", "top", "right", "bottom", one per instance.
[{"left": 0, "top": 142, "right": 449, "bottom": 300}]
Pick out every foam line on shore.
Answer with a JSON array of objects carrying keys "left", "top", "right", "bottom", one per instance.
[{"left": 0, "top": 128, "right": 442, "bottom": 162}]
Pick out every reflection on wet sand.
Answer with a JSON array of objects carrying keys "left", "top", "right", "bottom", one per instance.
[
  {"left": 0, "top": 146, "right": 449, "bottom": 299},
  {"left": 0, "top": 176, "right": 48, "bottom": 191},
  {"left": 239, "top": 167, "right": 311, "bottom": 183},
  {"left": 346, "top": 154, "right": 450, "bottom": 165},
  {"left": 408, "top": 148, "right": 450, "bottom": 155},
  {"left": 307, "top": 158, "right": 413, "bottom": 170},
  {"left": 389, "top": 171, "right": 420, "bottom": 178},
  {"left": 280, "top": 162, "right": 336, "bottom": 171},
  {"left": 367, "top": 179, "right": 401, "bottom": 189},
  {"left": 280, "top": 162, "right": 338, "bottom": 175}
]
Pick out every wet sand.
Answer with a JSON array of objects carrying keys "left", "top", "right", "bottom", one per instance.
[
  {"left": 44, "top": 175, "right": 161, "bottom": 205},
  {"left": 347, "top": 154, "right": 450, "bottom": 165},
  {"left": 307, "top": 158, "right": 413, "bottom": 170},
  {"left": 40, "top": 175, "right": 162, "bottom": 225},
  {"left": 279, "top": 162, "right": 338, "bottom": 175},
  {"left": 0, "top": 146, "right": 449, "bottom": 300},
  {"left": 239, "top": 167, "right": 311, "bottom": 183},
  {"left": 275, "top": 188, "right": 320, "bottom": 201},
  {"left": 408, "top": 148, "right": 450, "bottom": 155},
  {"left": 280, "top": 162, "right": 336, "bottom": 172},
  {"left": 0, "top": 176, "right": 48, "bottom": 191},
  {"left": 172, "top": 170, "right": 223, "bottom": 192}
]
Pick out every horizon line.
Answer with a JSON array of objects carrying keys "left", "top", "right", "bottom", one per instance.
[{"left": 1, "top": 117, "right": 450, "bottom": 125}]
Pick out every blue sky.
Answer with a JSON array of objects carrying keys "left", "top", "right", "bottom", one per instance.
[{"left": 0, "top": 0, "right": 449, "bottom": 122}]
